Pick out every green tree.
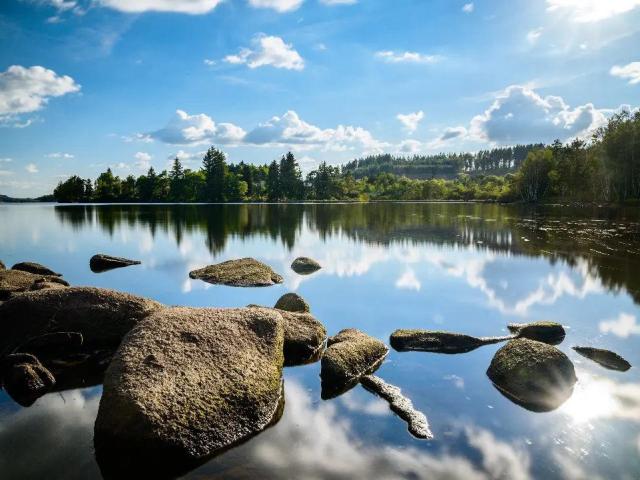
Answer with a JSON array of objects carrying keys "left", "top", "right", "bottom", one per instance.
[
  {"left": 202, "top": 147, "right": 228, "bottom": 202},
  {"left": 266, "top": 160, "right": 281, "bottom": 201},
  {"left": 94, "top": 168, "right": 121, "bottom": 202},
  {"left": 169, "top": 157, "right": 186, "bottom": 201}
]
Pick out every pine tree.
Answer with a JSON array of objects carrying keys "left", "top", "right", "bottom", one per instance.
[
  {"left": 267, "top": 160, "right": 280, "bottom": 201},
  {"left": 279, "top": 152, "right": 303, "bottom": 200},
  {"left": 202, "top": 147, "right": 227, "bottom": 202},
  {"left": 169, "top": 157, "right": 186, "bottom": 201}
]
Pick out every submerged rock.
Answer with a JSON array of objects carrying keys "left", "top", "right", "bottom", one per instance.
[
  {"left": 573, "top": 346, "right": 631, "bottom": 372},
  {"left": 487, "top": 339, "right": 577, "bottom": 412},
  {"left": 390, "top": 329, "right": 507, "bottom": 354},
  {"left": 0, "top": 269, "right": 68, "bottom": 300},
  {"left": 291, "top": 257, "right": 321, "bottom": 275},
  {"left": 90, "top": 254, "right": 141, "bottom": 273},
  {"left": 94, "top": 307, "right": 286, "bottom": 477},
  {"left": 11, "top": 261, "right": 62, "bottom": 277},
  {"left": 248, "top": 305, "right": 326, "bottom": 365},
  {"left": 0, "top": 287, "right": 163, "bottom": 357},
  {"left": 321, "top": 329, "right": 388, "bottom": 399},
  {"left": 508, "top": 321, "right": 566, "bottom": 345},
  {"left": 274, "top": 292, "right": 310, "bottom": 313},
  {"left": 360, "top": 374, "right": 433, "bottom": 440},
  {"left": 1, "top": 353, "right": 56, "bottom": 407},
  {"left": 189, "top": 258, "right": 283, "bottom": 287}
]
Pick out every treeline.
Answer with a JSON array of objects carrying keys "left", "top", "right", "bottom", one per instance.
[
  {"left": 343, "top": 144, "right": 543, "bottom": 179},
  {"left": 53, "top": 110, "right": 640, "bottom": 203}
]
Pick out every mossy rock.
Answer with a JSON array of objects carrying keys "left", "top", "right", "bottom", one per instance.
[
  {"left": 189, "top": 258, "right": 283, "bottom": 287},
  {"left": 90, "top": 254, "right": 141, "bottom": 273},
  {"left": 573, "top": 346, "right": 631, "bottom": 372},
  {"left": 11, "top": 261, "right": 62, "bottom": 277},
  {"left": 0, "top": 269, "right": 68, "bottom": 301},
  {"left": 291, "top": 257, "right": 321, "bottom": 275},
  {"left": 487, "top": 338, "right": 576, "bottom": 412},
  {"left": 274, "top": 292, "right": 310, "bottom": 313},
  {"left": 94, "top": 307, "right": 286, "bottom": 477},
  {"left": 390, "top": 329, "right": 495, "bottom": 354},
  {"left": 1, "top": 353, "right": 56, "bottom": 407},
  {"left": 508, "top": 321, "right": 566, "bottom": 345},
  {"left": 321, "top": 329, "right": 388, "bottom": 399}
]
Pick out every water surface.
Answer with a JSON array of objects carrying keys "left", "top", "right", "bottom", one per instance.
[{"left": 1, "top": 202, "right": 639, "bottom": 479}]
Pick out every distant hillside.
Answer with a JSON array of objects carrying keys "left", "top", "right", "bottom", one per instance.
[
  {"left": 0, "top": 194, "right": 55, "bottom": 203},
  {"left": 342, "top": 144, "right": 544, "bottom": 179}
]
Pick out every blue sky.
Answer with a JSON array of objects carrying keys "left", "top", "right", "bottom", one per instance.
[{"left": 0, "top": 0, "right": 639, "bottom": 197}]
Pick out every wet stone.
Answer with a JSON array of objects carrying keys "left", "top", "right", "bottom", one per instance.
[
  {"left": 573, "top": 346, "right": 631, "bottom": 372},
  {"left": 90, "top": 254, "right": 141, "bottom": 273},
  {"left": 189, "top": 258, "right": 283, "bottom": 287},
  {"left": 11, "top": 261, "right": 62, "bottom": 277},
  {"left": 291, "top": 257, "right": 321, "bottom": 275}
]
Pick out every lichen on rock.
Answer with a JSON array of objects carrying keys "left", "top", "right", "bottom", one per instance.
[{"left": 189, "top": 258, "right": 283, "bottom": 287}]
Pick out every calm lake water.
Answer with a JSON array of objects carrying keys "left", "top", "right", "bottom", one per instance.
[{"left": 1, "top": 202, "right": 639, "bottom": 480}]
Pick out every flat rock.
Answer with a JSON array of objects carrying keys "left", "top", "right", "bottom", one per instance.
[
  {"left": 573, "top": 346, "right": 631, "bottom": 372},
  {"left": 0, "top": 287, "right": 163, "bottom": 358},
  {"left": 274, "top": 292, "right": 310, "bottom": 313},
  {"left": 1, "top": 353, "right": 56, "bottom": 407},
  {"left": 390, "top": 329, "right": 505, "bottom": 354},
  {"left": 487, "top": 339, "right": 577, "bottom": 412},
  {"left": 0, "top": 269, "right": 68, "bottom": 300},
  {"left": 11, "top": 261, "right": 62, "bottom": 277},
  {"left": 291, "top": 257, "right": 321, "bottom": 275},
  {"left": 361, "top": 374, "right": 433, "bottom": 440},
  {"left": 189, "top": 258, "right": 283, "bottom": 287},
  {"left": 508, "top": 321, "right": 566, "bottom": 345},
  {"left": 321, "top": 329, "right": 388, "bottom": 399},
  {"left": 248, "top": 305, "right": 326, "bottom": 365},
  {"left": 90, "top": 254, "right": 141, "bottom": 273},
  {"left": 94, "top": 307, "right": 286, "bottom": 477}
]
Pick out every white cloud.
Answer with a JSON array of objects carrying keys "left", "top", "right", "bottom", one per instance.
[
  {"left": 395, "top": 268, "right": 421, "bottom": 291},
  {"left": 397, "top": 110, "right": 424, "bottom": 134},
  {"left": 25, "top": 163, "right": 39, "bottom": 173},
  {"left": 599, "top": 312, "right": 640, "bottom": 338},
  {"left": 546, "top": 0, "right": 640, "bottom": 23},
  {"left": 398, "top": 139, "right": 423, "bottom": 153},
  {"left": 427, "top": 126, "right": 468, "bottom": 149},
  {"left": 248, "top": 0, "right": 303, "bottom": 12},
  {"left": 45, "top": 152, "right": 74, "bottom": 159},
  {"left": 224, "top": 34, "right": 304, "bottom": 70},
  {"left": 376, "top": 51, "right": 442, "bottom": 64},
  {"left": 149, "top": 109, "right": 247, "bottom": 146},
  {"left": 462, "top": 3, "right": 474, "bottom": 13},
  {"left": 527, "top": 28, "right": 543, "bottom": 44},
  {"left": 99, "top": 0, "right": 224, "bottom": 14},
  {"left": 610, "top": 62, "right": 640, "bottom": 85},
  {"left": 469, "top": 85, "right": 607, "bottom": 144},
  {"left": 134, "top": 151, "right": 152, "bottom": 170},
  {"left": 203, "top": 59, "right": 216, "bottom": 67},
  {"left": 0, "top": 65, "right": 80, "bottom": 121}
]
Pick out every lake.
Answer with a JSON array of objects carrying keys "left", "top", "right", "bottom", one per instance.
[{"left": 0, "top": 202, "right": 639, "bottom": 480}]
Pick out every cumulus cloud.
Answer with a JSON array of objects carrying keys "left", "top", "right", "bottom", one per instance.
[
  {"left": 527, "top": 28, "right": 543, "bottom": 44},
  {"left": 546, "top": 0, "right": 640, "bottom": 23},
  {"left": 611, "top": 62, "right": 640, "bottom": 85},
  {"left": 398, "top": 139, "right": 423, "bottom": 153},
  {"left": 134, "top": 151, "right": 152, "bottom": 170},
  {"left": 397, "top": 110, "right": 424, "bottom": 134},
  {"left": 0, "top": 65, "right": 80, "bottom": 122},
  {"left": 469, "top": 85, "right": 607, "bottom": 144},
  {"left": 247, "top": 0, "right": 303, "bottom": 12},
  {"left": 224, "top": 35, "right": 304, "bottom": 70},
  {"left": 599, "top": 312, "right": 640, "bottom": 338},
  {"left": 25, "top": 163, "right": 39, "bottom": 173},
  {"left": 375, "top": 51, "right": 442, "bottom": 64},
  {"left": 462, "top": 2, "right": 474, "bottom": 13},
  {"left": 46, "top": 152, "right": 74, "bottom": 159},
  {"left": 148, "top": 109, "right": 247, "bottom": 146},
  {"left": 99, "top": 0, "right": 223, "bottom": 14}
]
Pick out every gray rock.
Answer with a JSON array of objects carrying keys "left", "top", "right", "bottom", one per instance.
[
  {"left": 487, "top": 339, "right": 577, "bottom": 412},
  {"left": 189, "top": 258, "right": 283, "bottom": 287},
  {"left": 390, "top": 329, "right": 507, "bottom": 354},
  {"left": 274, "top": 292, "right": 310, "bottom": 313},
  {"left": 11, "top": 261, "right": 62, "bottom": 277},
  {"left": 508, "top": 321, "right": 566, "bottom": 345},
  {"left": 94, "top": 307, "right": 286, "bottom": 476},
  {"left": 573, "top": 346, "right": 631, "bottom": 372},
  {"left": 1, "top": 353, "right": 56, "bottom": 407},
  {"left": 90, "top": 254, "right": 141, "bottom": 273},
  {"left": 0, "top": 287, "right": 163, "bottom": 358},
  {"left": 360, "top": 374, "right": 433, "bottom": 440},
  {"left": 291, "top": 257, "right": 321, "bottom": 275},
  {"left": 0, "top": 269, "right": 68, "bottom": 300},
  {"left": 321, "top": 329, "right": 388, "bottom": 399}
]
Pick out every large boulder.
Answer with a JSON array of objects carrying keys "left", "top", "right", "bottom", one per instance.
[
  {"left": 94, "top": 307, "right": 286, "bottom": 477},
  {"left": 390, "top": 329, "right": 503, "bottom": 354},
  {"left": 487, "top": 339, "right": 577, "bottom": 412},
  {"left": 11, "top": 261, "right": 62, "bottom": 277},
  {"left": 0, "top": 287, "right": 163, "bottom": 358},
  {"left": 508, "top": 321, "right": 566, "bottom": 345},
  {"left": 1, "top": 353, "right": 56, "bottom": 407},
  {"left": 573, "top": 346, "right": 631, "bottom": 372},
  {"left": 248, "top": 305, "right": 326, "bottom": 365},
  {"left": 274, "top": 292, "right": 310, "bottom": 313},
  {"left": 90, "top": 254, "right": 141, "bottom": 273},
  {"left": 321, "top": 329, "right": 388, "bottom": 399},
  {"left": 190, "top": 258, "right": 283, "bottom": 287},
  {"left": 0, "top": 269, "right": 69, "bottom": 300},
  {"left": 291, "top": 257, "right": 321, "bottom": 275}
]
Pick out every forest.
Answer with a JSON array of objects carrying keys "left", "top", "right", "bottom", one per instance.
[{"left": 53, "top": 110, "right": 640, "bottom": 204}]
